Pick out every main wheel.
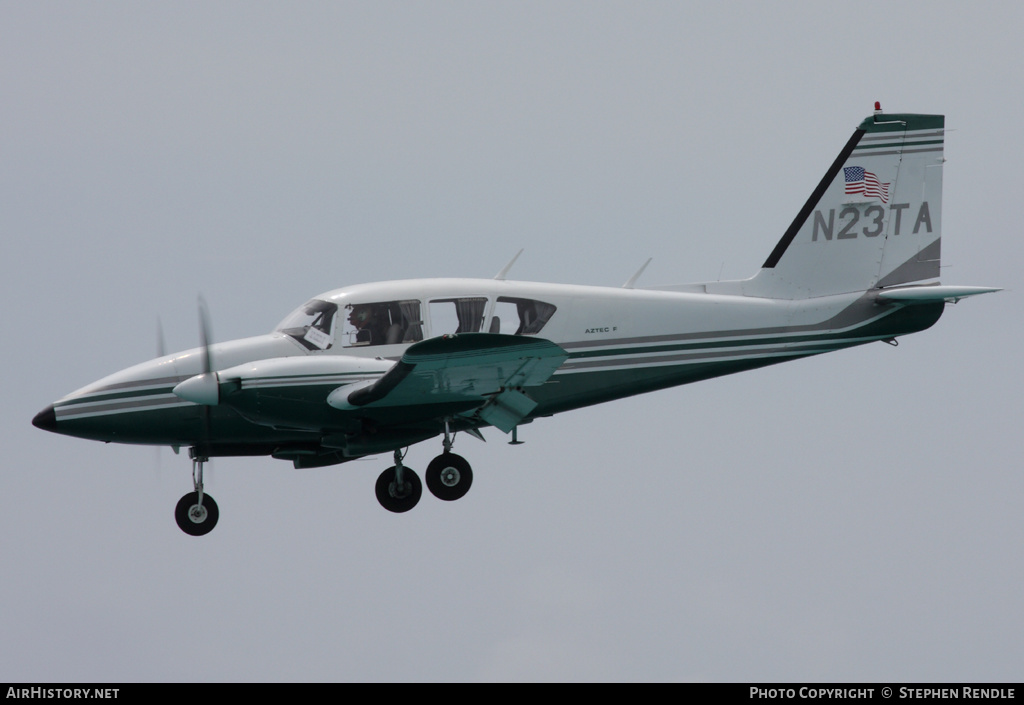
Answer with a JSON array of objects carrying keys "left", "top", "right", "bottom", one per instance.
[
  {"left": 175, "top": 491, "right": 219, "bottom": 536},
  {"left": 375, "top": 466, "right": 422, "bottom": 513},
  {"left": 426, "top": 452, "right": 473, "bottom": 501}
]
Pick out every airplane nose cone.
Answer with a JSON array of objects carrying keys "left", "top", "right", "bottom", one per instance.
[{"left": 32, "top": 405, "right": 57, "bottom": 432}]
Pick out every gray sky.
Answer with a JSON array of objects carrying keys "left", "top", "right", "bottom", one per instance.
[{"left": 2, "top": 1, "right": 1020, "bottom": 682}]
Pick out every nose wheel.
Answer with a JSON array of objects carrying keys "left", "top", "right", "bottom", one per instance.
[{"left": 175, "top": 491, "right": 219, "bottom": 536}]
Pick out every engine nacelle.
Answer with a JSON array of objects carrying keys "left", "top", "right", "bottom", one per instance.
[{"left": 178, "top": 355, "right": 394, "bottom": 430}]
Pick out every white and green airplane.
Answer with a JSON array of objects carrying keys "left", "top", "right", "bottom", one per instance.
[{"left": 33, "top": 106, "right": 999, "bottom": 536}]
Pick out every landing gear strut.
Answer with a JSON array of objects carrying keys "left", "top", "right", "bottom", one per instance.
[
  {"left": 375, "top": 449, "right": 422, "bottom": 513},
  {"left": 175, "top": 449, "right": 219, "bottom": 536}
]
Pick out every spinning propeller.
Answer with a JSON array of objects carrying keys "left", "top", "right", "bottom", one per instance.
[{"left": 172, "top": 297, "right": 221, "bottom": 408}]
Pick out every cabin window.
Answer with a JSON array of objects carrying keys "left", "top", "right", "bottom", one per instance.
[
  {"left": 342, "top": 300, "right": 424, "bottom": 347},
  {"left": 428, "top": 298, "right": 488, "bottom": 336},
  {"left": 489, "top": 297, "right": 557, "bottom": 335},
  {"left": 276, "top": 300, "right": 340, "bottom": 351}
]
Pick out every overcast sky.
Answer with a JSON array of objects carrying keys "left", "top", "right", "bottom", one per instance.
[{"left": 2, "top": 1, "right": 1020, "bottom": 682}]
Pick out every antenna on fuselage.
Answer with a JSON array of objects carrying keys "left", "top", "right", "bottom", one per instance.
[
  {"left": 494, "top": 249, "right": 524, "bottom": 281},
  {"left": 622, "top": 258, "right": 652, "bottom": 289}
]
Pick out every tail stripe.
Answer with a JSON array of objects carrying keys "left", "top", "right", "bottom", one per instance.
[
  {"left": 762, "top": 129, "right": 865, "bottom": 269},
  {"left": 854, "top": 129, "right": 944, "bottom": 157}
]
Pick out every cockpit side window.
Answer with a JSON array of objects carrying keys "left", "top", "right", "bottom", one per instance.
[
  {"left": 276, "top": 300, "right": 339, "bottom": 351},
  {"left": 489, "top": 297, "right": 557, "bottom": 336},
  {"left": 343, "top": 300, "right": 424, "bottom": 347}
]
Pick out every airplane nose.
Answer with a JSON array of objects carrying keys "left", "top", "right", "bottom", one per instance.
[{"left": 32, "top": 405, "right": 57, "bottom": 432}]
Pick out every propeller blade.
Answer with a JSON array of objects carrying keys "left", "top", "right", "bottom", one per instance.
[
  {"left": 156, "top": 317, "right": 166, "bottom": 358},
  {"left": 196, "top": 296, "right": 214, "bottom": 455},
  {"left": 198, "top": 296, "right": 213, "bottom": 376}
]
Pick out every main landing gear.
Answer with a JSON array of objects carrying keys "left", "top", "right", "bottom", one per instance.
[
  {"left": 175, "top": 449, "right": 219, "bottom": 536},
  {"left": 374, "top": 448, "right": 423, "bottom": 513},
  {"left": 425, "top": 452, "right": 472, "bottom": 501},
  {"left": 374, "top": 421, "right": 474, "bottom": 512}
]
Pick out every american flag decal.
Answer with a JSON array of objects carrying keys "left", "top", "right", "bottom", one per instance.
[{"left": 843, "top": 166, "right": 890, "bottom": 203}]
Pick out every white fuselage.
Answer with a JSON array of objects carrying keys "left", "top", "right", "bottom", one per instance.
[{"left": 40, "top": 276, "right": 939, "bottom": 452}]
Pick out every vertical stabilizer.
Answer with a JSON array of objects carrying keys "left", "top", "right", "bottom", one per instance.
[{"left": 746, "top": 111, "right": 945, "bottom": 299}]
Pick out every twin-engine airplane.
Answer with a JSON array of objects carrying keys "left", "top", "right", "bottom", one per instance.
[{"left": 34, "top": 106, "right": 999, "bottom": 536}]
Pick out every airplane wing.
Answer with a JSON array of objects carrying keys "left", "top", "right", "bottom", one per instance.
[{"left": 326, "top": 333, "right": 568, "bottom": 432}]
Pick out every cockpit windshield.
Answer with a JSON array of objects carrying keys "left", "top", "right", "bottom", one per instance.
[{"left": 276, "top": 299, "right": 339, "bottom": 351}]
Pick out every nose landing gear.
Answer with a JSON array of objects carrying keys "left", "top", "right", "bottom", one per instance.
[{"left": 175, "top": 450, "right": 219, "bottom": 536}]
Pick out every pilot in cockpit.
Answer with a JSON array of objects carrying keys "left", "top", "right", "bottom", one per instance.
[{"left": 348, "top": 305, "right": 379, "bottom": 345}]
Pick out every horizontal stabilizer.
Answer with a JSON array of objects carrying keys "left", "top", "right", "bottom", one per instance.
[
  {"left": 327, "top": 333, "right": 568, "bottom": 411},
  {"left": 876, "top": 285, "right": 1002, "bottom": 305}
]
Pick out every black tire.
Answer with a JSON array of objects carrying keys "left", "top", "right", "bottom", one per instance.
[
  {"left": 375, "top": 466, "right": 422, "bottom": 513},
  {"left": 425, "top": 452, "right": 473, "bottom": 501},
  {"left": 175, "top": 491, "right": 219, "bottom": 536}
]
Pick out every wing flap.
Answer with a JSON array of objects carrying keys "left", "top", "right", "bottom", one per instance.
[
  {"left": 477, "top": 388, "right": 538, "bottom": 433},
  {"left": 326, "top": 333, "right": 567, "bottom": 412}
]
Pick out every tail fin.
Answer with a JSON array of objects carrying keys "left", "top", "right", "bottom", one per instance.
[{"left": 746, "top": 110, "right": 945, "bottom": 299}]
